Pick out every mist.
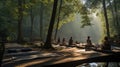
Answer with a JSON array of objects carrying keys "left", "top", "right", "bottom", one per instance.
[{"left": 57, "top": 13, "right": 103, "bottom": 43}]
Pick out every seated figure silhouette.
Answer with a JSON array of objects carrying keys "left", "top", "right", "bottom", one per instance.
[
  {"left": 69, "top": 37, "right": 73, "bottom": 46},
  {"left": 57, "top": 37, "right": 60, "bottom": 44},
  {"left": 85, "top": 36, "right": 93, "bottom": 50},
  {"left": 102, "top": 36, "right": 111, "bottom": 50}
]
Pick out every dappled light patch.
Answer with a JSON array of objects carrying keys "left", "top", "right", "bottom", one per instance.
[
  {"left": 1, "top": 0, "right": 120, "bottom": 67},
  {"left": 15, "top": 58, "right": 52, "bottom": 67}
]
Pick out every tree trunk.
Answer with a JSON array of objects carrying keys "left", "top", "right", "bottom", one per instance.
[
  {"left": 0, "top": 30, "right": 7, "bottom": 66},
  {"left": 17, "top": 0, "right": 23, "bottom": 43},
  {"left": 113, "top": 0, "right": 119, "bottom": 26},
  {"left": 113, "top": 0, "right": 120, "bottom": 34},
  {"left": 30, "top": 6, "right": 34, "bottom": 42},
  {"left": 102, "top": 0, "right": 110, "bottom": 38},
  {"left": 44, "top": 0, "right": 58, "bottom": 49},
  {"left": 40, "top": 3, "right": 43, "bottom": 41},
  {"left": 108, "top": 0, "right": 116, "bottom": 26},
  {"left": 0, "top": 42, "right": 5, "bottom": 67},
  {"left": 54, "top": 0, "right": 62, "bottom": 40},
  {"left": 0, "top": 42, "right": 5, "bottom": 66}
]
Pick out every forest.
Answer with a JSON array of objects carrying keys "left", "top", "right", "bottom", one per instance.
[{"left": 0, "top": 0, "right": 120, "bottom": 67}]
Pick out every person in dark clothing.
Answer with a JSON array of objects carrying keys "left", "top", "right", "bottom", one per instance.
[
  {"left": 102, "top": 36, "right": 111, "bottom": 50},
  {"left": 86, "top": 36, "right": 92, "bottom": 47},
  {"left": 69, "top": 37, "right": 73, "bottom": 46},
  {"left": 85, "top": 36, "right": 93, "bottom": 51},
  {"left": 57, "top": 37, "right": 60, "bottom": 44}
]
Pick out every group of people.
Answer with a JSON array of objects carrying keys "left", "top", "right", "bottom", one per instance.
[
  {"left": 56, "top": 35, "right": 117, "bottom": 51},
  {"left": 56, "top": 36, "right": 93, "bottom": 47},
  {"left": 57, "top": 37, "right": 79, "bottom": 46}
]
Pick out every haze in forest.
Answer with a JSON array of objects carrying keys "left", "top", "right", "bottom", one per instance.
[{"left": 57, "top": 13, "right": 102, "bottom": 43}]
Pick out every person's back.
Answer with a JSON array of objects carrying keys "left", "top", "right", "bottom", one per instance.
[
  {"left": 86, "top": 36, "right": 92, "bottom": 47},
  {"left": 85, "top": 36, "right": 93, "bottom": 51},
  {"left": 102, "top": 36, "right": 111, "bottom": 50},
  {"left": 57, "top": 37, "right": 60, "bottom": 44},
  {"left": 69, "top": 37, "right": 73, "bottom": 46}
]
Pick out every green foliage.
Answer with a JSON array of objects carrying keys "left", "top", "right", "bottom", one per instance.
[
  {"left": 1, "top": 0, "right": 107, "bottom": 41},
  {"left": 0, "top": 0, "right": 17, "bottom": 40},
  {"left": 54, "top": 0, "right": 92, "bottom": 30},
  {"left": 57, "top": 13, "right": 75, "bottom": 29},
  {"left": 85, "top": 0, "right": 120, "bottom": 37}
]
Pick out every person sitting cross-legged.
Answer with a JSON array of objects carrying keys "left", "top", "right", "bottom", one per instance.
[{"left": 85, "top": 36, "right": 94, "bottom": 51}]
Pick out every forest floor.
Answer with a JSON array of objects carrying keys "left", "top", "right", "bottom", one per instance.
[{"left": 2, "top": 43, "right": 120, "bottom": 67}]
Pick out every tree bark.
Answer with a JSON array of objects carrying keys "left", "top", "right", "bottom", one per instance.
[
  {"left": 17, "top": 0, "right": 23, "bottom": 43},
  {"left": 0, "top": 42, "right": 5, "bottom": 67},
  {"left": 54, "top": 0, "right": 62, "bottom": 40},
  {"left": 40, "top": 2, "right": 43, "bottom": 41},
  {"left": 113, "top": 0, "right": 120, "bottom": 34},
  {"left": 102, "top": 0, "right": 110, "bottom": 38},
  {"left": 108, "top": 0, "right": 116, "bottom": 26},
  {"left": 44, "top": 0, "right": 58, "bottom": 49},
  {"left": 30, "top": 6, "right": 34, "bottom": 42},
  {"left": 113, "top": 0, "right": 119, "bottom": 26}
]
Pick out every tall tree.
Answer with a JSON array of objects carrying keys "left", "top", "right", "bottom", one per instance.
[
  {"left": 54, "top": 0, "right": 62, "bottom": 40},
  {"left": 44, "top": 0, "right": 58, "bottom": 49},
  {"left": 30, "top": 5, "right": 34, "bottom": 42},
  {"left": 113, "top": 0, "right": 119, "bottom": 26},
  {"left": 17, "top": 0, "right": 23, "bottom": 43},
  {"left": 102, "top": 0, "right": 110, "bottom": 38},
  {"left": 40, "top": 2, "right": 43, "bottom": 41},
  {"left": 108, "top": 0, "right": 116, "bottom": 26}
]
